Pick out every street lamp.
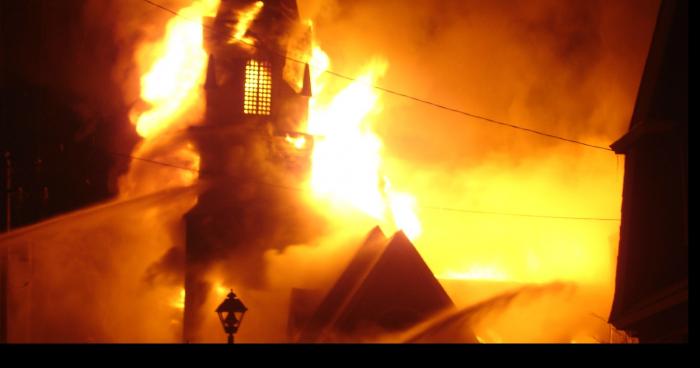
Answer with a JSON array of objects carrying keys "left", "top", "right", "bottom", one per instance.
[{"left": 216, "top": 290, "right": 247, "bottom": 344}]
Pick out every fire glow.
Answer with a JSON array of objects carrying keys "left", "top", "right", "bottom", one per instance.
[
  {"left": 128, "top": 0, "right": 613, "bottom": 301},
  {"left": 285, "top": 134, "right": 307, "bottom": 149},
  {"left": 229, "top": 1, "right": 264, "bottom": 45},
  {"left": 0, "top": 0, "right": 660, "bottom": 345},
  {"left": 118, "top": 0, "right": 633, "bottom": 343},
  {"left": 131, "top": 0, "right": 219, "bottom": 139},
  {"left": 306, "top": 50, "right": 422, "bottom": 240},
  {"left": 120, "top": 0, "right": 223, "bottom": 198}
]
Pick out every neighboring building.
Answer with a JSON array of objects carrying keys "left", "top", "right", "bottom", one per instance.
[{"left": 609, "top": 0, "right": 687, "bottom": 342}]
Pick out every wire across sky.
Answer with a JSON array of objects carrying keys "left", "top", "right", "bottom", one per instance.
[
  {"left": 123, "top": 0, "right": 622, "bottom": 222},
  {"left": 140, "top": 0, "right": 615, "bottom": 152}
]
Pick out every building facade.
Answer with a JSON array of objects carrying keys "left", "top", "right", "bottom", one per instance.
[{"left": 609, "top": 0, "right": 688, "bottom": 343}]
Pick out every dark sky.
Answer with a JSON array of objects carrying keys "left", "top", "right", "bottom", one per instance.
[{"left": 1, "top": 0, "right": 139, "bottom": 226}]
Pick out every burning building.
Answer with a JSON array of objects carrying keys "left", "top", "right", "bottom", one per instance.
[
  {"left": 1, "top": 0, "right": 674, "bottom": 343},
  {"left": 182, "top": 0, "right": 317, "bottom": 342}
]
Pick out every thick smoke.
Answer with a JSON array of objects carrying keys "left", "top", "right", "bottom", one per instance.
[
  {"left": 1, "top": 187, "right": 198, "bottom": 342},
  {"left": 386, "top": 282, "right": 635, "bottom": 343},
  {"left": 306, "top": 0, "right": 659, "bottom": 157},
  {"left": 156, "top": 0, "right": 661, "bottom": 342},
  {"left": 261, "top": 0, "right": 660, "bottom": 341},
  {"left": 2, "top": 0, "right": 660, "bottom": 342}
]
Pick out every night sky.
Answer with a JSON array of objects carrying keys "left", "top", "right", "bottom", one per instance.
[{"left": 1, "top": 0, "right": 141, "bottom": 227}]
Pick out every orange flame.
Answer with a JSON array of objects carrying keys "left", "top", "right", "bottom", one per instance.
[
  {"left": 172, "top": 288, "right": 186, "bottom": 310},
  {"left": 442, "top": 266, "right": 509, "bottom": 281},
  {"left": 127, "top": 1, "right": 221, "bottom": 318},
  {"left": 307, "top": 47, "right": 421, "bottom": 240},
  {"left": 132, "top": 0, "right": 219, "bottom": 139},
  {"left": 285, "top": 134, "right": 307, "bottom": 150},
  {"left": 121, "top": 0, "right": 220, "bottom": 199},
  {"left": 229, "top": 1, "right": 264, "bottom": 45}
]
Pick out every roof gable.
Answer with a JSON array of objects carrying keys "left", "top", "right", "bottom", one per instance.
[{"left": 298, "top": 228, "right": 454, "bottom": 342}]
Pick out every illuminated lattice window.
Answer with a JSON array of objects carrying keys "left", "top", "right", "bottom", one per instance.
[{"left": 244, "top": 59, "right": 272, "bottom": 115}]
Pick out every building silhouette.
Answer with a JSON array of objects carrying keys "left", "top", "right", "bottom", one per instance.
[
  {"left": 609, "top": 0, "right": 688, "bottom": 343},
  {"left": 183, "top": 0, "right": 315, "bottom": 342}
]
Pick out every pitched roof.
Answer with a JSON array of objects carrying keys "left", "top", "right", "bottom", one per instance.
[{"left": 297, "top": 227, "right": 454, "bottom": 342}]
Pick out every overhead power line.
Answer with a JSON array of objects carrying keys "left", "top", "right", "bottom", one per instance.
[
  {"left": 106, "top": 149, "right": 200, "bottom": 173},
  {"left": 420, "top": 205, "right": 620, "bottom": 222},
  {"left": 100, "top": 146, "right": 620, "bottom": 222},
  {"left": 138, "top": 0, "right": 615, "bottom": 152}
]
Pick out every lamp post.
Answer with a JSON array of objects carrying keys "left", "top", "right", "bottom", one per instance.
[{"left": 216, "top": 290, "right": 247, "bottom": 344}]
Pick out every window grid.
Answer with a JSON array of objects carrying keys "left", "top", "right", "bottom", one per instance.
[{"left": 244, "top": 59, "right": 272, "bottom": 115}]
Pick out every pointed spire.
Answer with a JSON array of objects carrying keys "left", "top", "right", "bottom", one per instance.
[
  {"left": 204, "top": 54, "right": 217, "bottom": 90},
  {"left": 300, "top": 63, "right": 312, "bottom": 97}
]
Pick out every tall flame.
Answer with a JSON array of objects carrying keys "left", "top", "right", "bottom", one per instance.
[
  {"left": 229, "top": 1, "right": 264, "bottom": 45},
  {"left": 121, "top": 0, "right": 221, "bottom": 199},
  {"left": 307, "top": 47, "right": 421, "bottom": 240},
  {"left": 132, "top": 0, "right": 220, "bottom": 139},
  {"left": 129, "top": 0, "right": 278, "bottom": 322},
  {"left": 125, "top": 1, "right": 222, "bottom": 324}
]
